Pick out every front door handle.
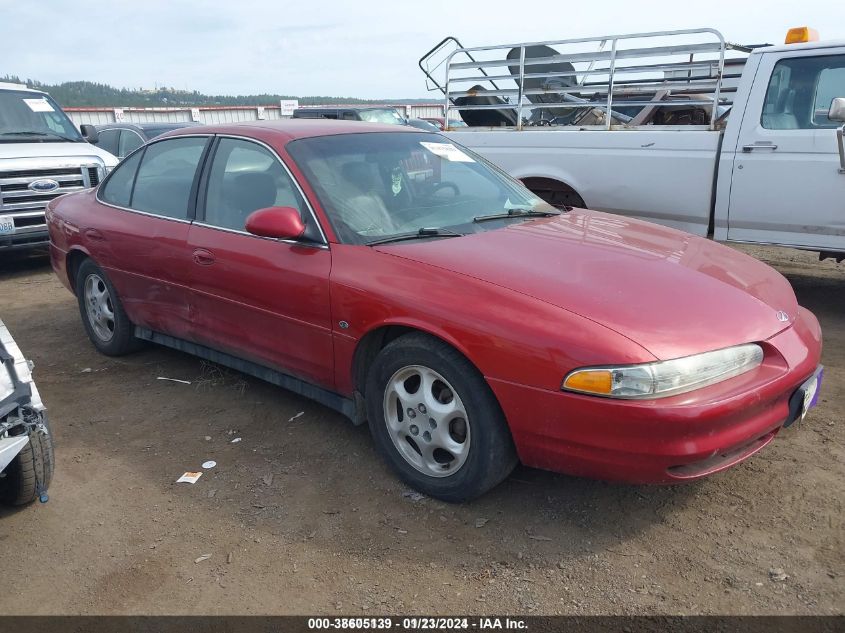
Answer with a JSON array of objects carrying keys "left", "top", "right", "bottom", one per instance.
[
  {"left": 742, "top": 142, "right": 778, "bottom": 152},
  {"left": 192, "top": 248, "right": 215, "bottom": 266}
]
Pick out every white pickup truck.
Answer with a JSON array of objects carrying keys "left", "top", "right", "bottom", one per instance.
[
  {"left": 0, "top": 83, "right": 117, "bottom": 251},
  {"left": 420, "top": 28, "right": 845, "bottom": 261}
]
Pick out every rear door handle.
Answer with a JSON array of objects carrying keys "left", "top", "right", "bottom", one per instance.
[
  {"left": 192, "top": 248, "right": 215, "bottom": 266},
  {"left": 742, "top": 142, "right": 778, "bottom": 152},
  {"left": 84, "top": 228, "right": 105, "bottom": 241}
]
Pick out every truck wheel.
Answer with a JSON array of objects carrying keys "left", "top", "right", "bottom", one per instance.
[
  {"left": 0, "top": 417, "right": 54, "bottom": 506},
  {"left": 365, "top": 333, "right": 518, "bottom": 502},
  {"left": 76, "top": 258, "right": 142, "bottom": 356}
]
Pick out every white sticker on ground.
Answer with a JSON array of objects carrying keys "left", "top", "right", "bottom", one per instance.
[{"left": 420, "top": 142, "right": 474, "bottom": 162}]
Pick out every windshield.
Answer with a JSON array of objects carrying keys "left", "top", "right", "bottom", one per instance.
[
  {"left": 0, "top": 90, "right": 83, "bottom": 143},
  {"left": 287, "top": 131, "right": 555, "bottom": 245},
  {"left": 358, "top": 108, "right": 405, "bottom": 125}
]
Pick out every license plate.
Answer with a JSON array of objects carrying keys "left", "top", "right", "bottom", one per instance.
[
  {"left": 801, "top": 368, "right": 823, "bottom": 419},
  {"left": 0, "top": 215, "right": 15, "bottom": 235}
]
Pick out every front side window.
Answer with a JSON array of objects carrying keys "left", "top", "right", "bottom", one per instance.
[
  {"left": 131, "top": 137, "right": 207, "bottom": 219},
  {"left": 761, "top": 54, "right": 845, "bottom": 130},
  {"left": 287, "top": 131, "right": 553, "bottom": 245},
  {"left": 97, "top": 129, "right": 120, "bottom": 156},
  {"left": 203, "top": 138, "right": 306, "bottom": 232},
  {"left": 118, "top": 130, "right": 144, "bottom": 158}
]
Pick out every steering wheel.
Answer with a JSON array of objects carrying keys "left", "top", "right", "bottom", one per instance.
[{"left": 428, "top": 181, "right": 461, "bottom": 197}]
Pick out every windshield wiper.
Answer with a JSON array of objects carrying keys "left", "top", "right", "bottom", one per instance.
[
  {"left": 473, "top": 208, "right": 560, "bottom": 223},
  {"left": 367, "top": 227, "right": 464, "bottom": 246},
  {"left": 0, "top": 131, "right": 78, "bottom": 142}
]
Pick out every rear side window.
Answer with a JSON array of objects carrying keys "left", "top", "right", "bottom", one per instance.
[
  {"left": 131, "top": 137, "right": 207, "bottom": 219},
  {"left": 99, "top": 150, "right": 142, "bottom": 207},
  {"left": 118, "top": 130, "right": 144, "bottom": 158},
  {"left": 761, "top": 54, "right": 845, "bottom": 130}
]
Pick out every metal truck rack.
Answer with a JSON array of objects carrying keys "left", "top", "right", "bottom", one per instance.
[{"left": 419, "top": 28, "right": 754, "bottom": 131}]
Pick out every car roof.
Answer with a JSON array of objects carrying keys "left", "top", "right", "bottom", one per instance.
[
  {"left": 751, "top": 39, "right": 845, "bottom": 54},
  {"left": 160, "top": 119, "right": 422, "bottom": 142},
  {"left": 94, "top": 121, "right": 201, "bottom": 132},
  {"left": 294, "top": 105, "right": 398, "bottom": 111}
]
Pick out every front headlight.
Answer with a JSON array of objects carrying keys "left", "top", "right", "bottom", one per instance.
[
  {"left": 562, "top": 344, "right": 764, "bottom": 399},
  {"left": 0, "top": 365, "right": 14, "bottom": 402}
]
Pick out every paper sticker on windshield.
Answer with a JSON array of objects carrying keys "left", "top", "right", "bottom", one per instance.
[
  {"left": 420, "top": 142, "right": 474, "bottom": 162},
  {"left": 23, "top": 98, "right": 54, "bottom": 113}
]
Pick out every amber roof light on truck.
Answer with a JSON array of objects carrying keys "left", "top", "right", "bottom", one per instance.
[{"left": 785, "top": 27, "right": 820, "bottom": 44}]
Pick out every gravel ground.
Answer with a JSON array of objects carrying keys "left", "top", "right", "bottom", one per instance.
[{"left": 0, "top": 244, "right": 842, "bottom": 615}]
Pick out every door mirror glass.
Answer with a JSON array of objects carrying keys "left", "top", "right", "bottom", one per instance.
[
  {"left": 245, "top": 206, "right": 306, "bottom": 240},
  {"left": 829, "top": 97, "right": 845, "bottom": 123},
  {"left": 80, "top": 124, "right": 99, "bottom": 143}
]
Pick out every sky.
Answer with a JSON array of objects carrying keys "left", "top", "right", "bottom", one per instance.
[{"left": 2, "top": 0, "right": 843, "bottom": 99}]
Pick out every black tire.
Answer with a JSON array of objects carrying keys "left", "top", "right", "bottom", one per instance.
[
  {"left": 76, "top": 258, "right": 142, "bottom": 356},
  {"left": 365, "top": 333, "right": 517, "bottom": 502},
  {"left": 0, "top": 415, "right": 54, "bottom": 506}
]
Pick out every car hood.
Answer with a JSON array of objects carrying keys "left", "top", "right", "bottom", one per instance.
[
  {"left": 376, "top": 210, "right": 798, "bottom": 360},
  {"left": 0, "top": 141, "right": 117, "bottom": 166}
]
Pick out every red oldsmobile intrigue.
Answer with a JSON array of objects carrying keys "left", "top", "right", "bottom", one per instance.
[{"left": 47, "top": 120, "right": 823, "bottom": 501}]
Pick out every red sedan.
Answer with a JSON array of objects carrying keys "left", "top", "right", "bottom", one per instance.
[{"left": 46, "top": 120, "right": 823, "bottom": 501}]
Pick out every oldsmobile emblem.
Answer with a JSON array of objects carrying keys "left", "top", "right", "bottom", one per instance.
[
  {"left": 28, "top": 179, "right": 60, "bottom": 193},
  {"left": 776, "top": 311, "right": 790, "bottom": 322}
]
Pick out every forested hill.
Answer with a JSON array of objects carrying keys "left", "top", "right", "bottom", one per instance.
[{"left": 0, "top": 75, "right": 428, "bottom": 107}]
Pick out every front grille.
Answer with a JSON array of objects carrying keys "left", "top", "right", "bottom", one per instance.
[
  {"left": 0, "top": 165, "right": 97, "bottom": 241},
  {"left": 0, "top": 165, "right": 92, "bottom": 214}
]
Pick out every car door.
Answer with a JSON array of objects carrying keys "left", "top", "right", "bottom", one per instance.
[
  {"left": 186, "top": 136, "right": 334, "bottom": 389},
  {"left": 117, "top": 128, "right": 145, "bottom": 159},
  {"left": 726, "top": 49, "right": 845, "bottom": 251},
  {"left": 94, "top": 135, "right": 211, "bottom": 340}
]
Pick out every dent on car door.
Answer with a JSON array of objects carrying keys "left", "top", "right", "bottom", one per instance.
[
  {"left": 95, "top": 136, "right": 211, "bottom": 339},
  {"left": 186, "top": 136, "right": 334, "bottom": 388},
  {"left": 727, "top": 51, "right": 845, "bottom": 250}
]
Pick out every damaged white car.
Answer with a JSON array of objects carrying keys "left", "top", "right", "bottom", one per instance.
[{"left": 0, "top": 318, "right": 53, "bottom": 506}]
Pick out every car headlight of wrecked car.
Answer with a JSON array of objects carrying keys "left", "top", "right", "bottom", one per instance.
[
  {"left": 562, "top": 343, "right": 764, "bottom": 399},
  {"left": 0, "top": 362, "right": 14, "bottom": 402}
]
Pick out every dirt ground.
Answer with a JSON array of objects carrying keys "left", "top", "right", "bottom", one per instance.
[{"left": 0, "top": 244, "right": 841, "bottom": 616}]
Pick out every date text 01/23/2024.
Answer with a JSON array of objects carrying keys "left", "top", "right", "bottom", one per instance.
[{"left": 307, "top": 617, "right": 528, "bottom": 630}]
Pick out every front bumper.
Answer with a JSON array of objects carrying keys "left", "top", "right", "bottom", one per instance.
[
  {"left": 491, "top": 307, "right": 823, "bottom": 483},
  {"left": 0, "top": 227, "right": 49, "bottom": 251}
]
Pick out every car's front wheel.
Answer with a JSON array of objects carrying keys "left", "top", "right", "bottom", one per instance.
[
  {"left": 366, "top": 333, "right": 517, "bottom": 502},
  {"left": 0, "top": 415, "right": 54, "bottom": 506},
  {"left": 76, "top": 258, "right": 142, "bottom": 356}
]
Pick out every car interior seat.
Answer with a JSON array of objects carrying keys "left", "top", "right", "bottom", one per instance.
[{"left": 336, "top": 161, "right": 398, "bottom": 236}]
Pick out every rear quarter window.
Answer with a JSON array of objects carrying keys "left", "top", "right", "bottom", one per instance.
[{"left": 99, "top": 150, "right": 142, "bottom": 208}]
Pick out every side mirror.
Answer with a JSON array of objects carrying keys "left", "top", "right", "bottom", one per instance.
[
  {"left": 80, "top": 124, "right": 99, "bottom": 143},
  {"left": 245, "top": 206, "right": 306, "bottom": 240},
  {"left": 829, "top": 97, "right": 845, "bottom": 123}
]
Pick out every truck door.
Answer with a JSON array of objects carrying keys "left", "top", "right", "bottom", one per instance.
[{"left": 726, "top": 48, "right": 845, "bottom": 252}]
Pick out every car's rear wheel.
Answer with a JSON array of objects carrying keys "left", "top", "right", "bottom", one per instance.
[
  {"left": 76, "top": 259, "right": 141, "bottom": 356},
  {"left": 365, "top": 333, "right": 517, "bottom": 502}
]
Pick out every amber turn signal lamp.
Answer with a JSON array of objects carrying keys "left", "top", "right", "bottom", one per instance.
[{"left": 563, "top": 370, "right": 613, "bottom": 395}]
